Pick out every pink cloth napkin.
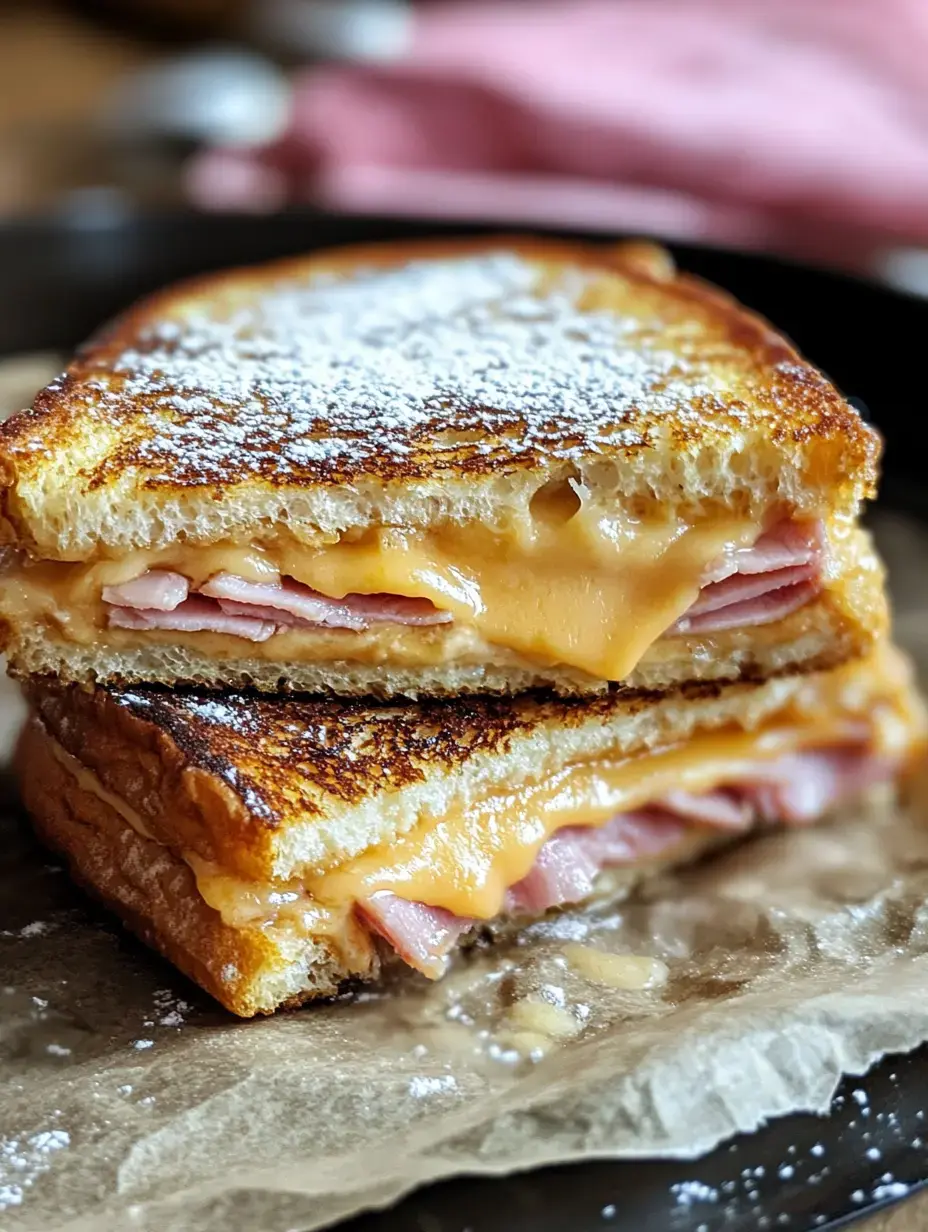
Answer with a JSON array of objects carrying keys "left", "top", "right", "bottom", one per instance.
[{"left": 188, "top": 0, "right": 928, "bottom": 266}]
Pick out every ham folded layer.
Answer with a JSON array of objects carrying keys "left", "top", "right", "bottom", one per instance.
[
  {"left": 355, "top": 739, "right": 895, "bottom": 978},
  {"left": 106, "top": 575, "right": 451, "bottom": 634},
  {"left": 103, "top": 519, "right": 825, "bottom": 642}
]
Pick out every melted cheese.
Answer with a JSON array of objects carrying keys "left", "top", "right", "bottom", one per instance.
[
  {"left": 186, "top": 649, "right": 923, "bottom": 930},
  {"left": 303, "top": 712, "right": 887, "bottom": 921},
  {"left": 45, "top": 647, "right": 925, "bottom": 944},
  {"left": 1, "top": 505, "right": 767, "bottom": 680},
  {"left": 46, "top": 737, "right": 158, "bottom": 840}
]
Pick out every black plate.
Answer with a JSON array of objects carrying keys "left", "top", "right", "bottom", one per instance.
[{"left": 2, "top": 209, "right": 927, "bottom": 1232}]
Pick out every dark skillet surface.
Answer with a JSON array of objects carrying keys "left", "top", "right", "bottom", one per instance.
[{"left": 1, "top": 208, "right": 927, "bottom": 1232}]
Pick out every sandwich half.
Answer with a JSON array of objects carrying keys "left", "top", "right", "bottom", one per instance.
[
  {"left": 0, "top": 237, "right": 883, "bottom": 697},
  {"left": 18, "top": 644, "right": 924, "bottom": 1016}
]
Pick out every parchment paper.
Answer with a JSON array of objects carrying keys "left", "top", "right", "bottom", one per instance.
[{"left": 3, "top": 359, "right": 928, "bottom": 1232}]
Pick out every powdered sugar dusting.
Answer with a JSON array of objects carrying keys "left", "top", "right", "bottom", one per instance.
[
  {"left": 0, "top": 1129, "right": 70, "bottom": 1211},
  {"left": 167, "top": 696, "right": 254, "bottom": 731},
  {"left": 81, "top": 252, "right": 726, "bottom": 487}
]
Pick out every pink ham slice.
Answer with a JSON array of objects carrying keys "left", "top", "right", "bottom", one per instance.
[
  {"left": 671, "top": 579, "right": 821, "bottom": 636},
  {"left": 503, "top": 830, "right": 605, "bottom": 916},
  {"left": 504, "top": 809, "right": 689, "bottom": 915},
  {"left": 654, "top": 788, "right": 752, "bottom": 831},
  {"left": 356, "top": 893, "right": 473, "bottom": 979},
  {"left": 740, "top": 744, "right": 892, "bottom": 824},
  {"left": 357, "top": 740, "right": 892, "bottom": 978},
  {"left": 107, "top": 596, "right": 276, "bottom": 642},
  {"left": 103, "top": 570, "right": 190, "bottom": 612},
  {"left": 355, "top": 811, "right": 690, "bottom": 977},
  {"left": 102, "top": 518, "right": 825, "bottom": 643},
  {"left": 105, "top": 571, "right": 452, "bottom": 638},
  {"left": 200, "top": 572, "right": 452, "bottom": 629},
  {"left": 671, "top": 519, "right": 825, "bottom": 636},
  {"left": 215, "top": 600, "right": 320, "bottom": 627},
  {"left": 683, "top": 563, "right": 819, "bottom": 621},
  {"left": 326, "top": 591, "right": 453, "bottom": 627},
  {"left": 200, "top": 573, "right": 370, "bottom": 631},
  {"left": 701, "top": 520, "right": 824, "bottom": 586}
]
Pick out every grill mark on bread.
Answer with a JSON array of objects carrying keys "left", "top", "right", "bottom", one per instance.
[{"left": 0, "top": 238, "right": 876, "bottom": 500}]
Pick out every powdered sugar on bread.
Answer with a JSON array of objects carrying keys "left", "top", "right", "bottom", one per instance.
[
  {"left": 101, "top": 253, "right": 702, "bottom": 486},
  {"left": 0, "top": 238, "right": 878, "bottom": 557}
]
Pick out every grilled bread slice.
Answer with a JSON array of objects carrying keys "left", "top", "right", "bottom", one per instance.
[
  {"left": 0, "top": 237, "right": 881, "bottom": 696},
  {"left": 19, "top": 644, "right": 924, "bottom": 1015}
]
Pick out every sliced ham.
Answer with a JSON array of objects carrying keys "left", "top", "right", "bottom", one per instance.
[
  {"left": 355, "top": 738, "right": 894, "bottom": 978},
  {"left": 102, "top": 570, "right": 189, "bottom": 612},
  {"left": 655, "top": 788, "right": 752, "bottom": 831},
  {"left": 672, "top": 519, "right": 826, "bottom": 635},
  {"left": 107, "top": 596, "right": 276, "bottom": 642},
  {"left": 579, "top": 808, "right": 691, "bottom": 863},
  {"left": 503, "top": 830, "right": 604, "bottom": 915},
  {"left": 671, "top": 579, "right": 820, "bottom": 636},
  {"left": 356, "top": 892, "right": 473, "bottom": 979},
  {"left": 101, "top": 517, "right": 826, "bottom": 643},
  {"left": 198, "top": 573, "right": 452, "bottom": 630},
  {"left": 359, "top": 809, "right": 691, "bottom": 976},
  {"left": 332, "top": 592, "right": 454, "bottom": 627},
  {"left": 201, "top": 573, "right": 369, "bottom": 631},
  {"left": 504, "top": 809, "right": 688, "bottom": 915},
  {"left": 740, "top": 745, "right": 892, "bottom": 825},
  {"left": 105, "top": 571, "right": 452, "bottom": 639},
  {"left": 683, "top": 562, "right": 819, "bottom": 621},
  {"left": 215, "top": 599, "right": 315, "bottom": 626},
  {"left": 701, "top": 520, "right": 824, "bottom": 586}
]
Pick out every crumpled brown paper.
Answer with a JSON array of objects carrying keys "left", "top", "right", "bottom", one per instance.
[{"left": 3, "top": 359, "right": 928, "bottom": 1232}]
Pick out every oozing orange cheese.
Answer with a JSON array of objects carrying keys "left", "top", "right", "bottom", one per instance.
[
  {"left": 187, "top": 648, "right": 922, "bottom": 928},
  {"left": 43, "top": 649, "right": 924, "bottom": 939},
  {"left": 291, "top": 707, "right": 902, "bottom": 921},
  {"left": 1, "top": 505, "right": 768, "bottom": 680},
  {"left": 282, "top": 510, "right": 764, "bottom": 678}
]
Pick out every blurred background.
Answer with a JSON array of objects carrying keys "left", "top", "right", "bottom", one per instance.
[{"left": 2, "top": 0, "right": 928, "bottom": 293}]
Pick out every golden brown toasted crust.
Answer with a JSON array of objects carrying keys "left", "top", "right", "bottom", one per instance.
[
  {"left": 28, "top": 675, "right": 782, "bottom": 820},
  {"left": 24, "top": 659, "right": 835, "bottom": 885},
  {"left": 17, "top": 719, "right": 377, "bottom": 1015},
  {"left": 0, "top": 236, "right": 879, "bottom": 558},
  {"left": 27, "top": 679, "right": 280, "bottom": 880},
  {"left": 19, "top": 715, "right": 729, "bottom": 1016}
]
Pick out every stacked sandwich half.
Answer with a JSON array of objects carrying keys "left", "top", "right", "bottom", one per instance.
[{"left": 0, "top": 238, "right": 923, "bottom": 1016}]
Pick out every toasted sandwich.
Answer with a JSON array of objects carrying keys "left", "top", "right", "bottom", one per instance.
[
  {"left": 18, "top": 643, "right": 924, "bottom": 1016},
  {"left": 0, "top": 237, "right": 882, "bottom": 698}
]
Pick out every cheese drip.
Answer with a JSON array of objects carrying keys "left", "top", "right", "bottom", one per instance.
[
  {"left": 40, "top": 647, "right": 923, "bottom": 937},
  {"left": 300, "top": 714, "right": 892, "bottom": 920},
  {"left": 2, "top": 505, "right": 767, "bottom": 680},
  {"left": 190, "top": 648, "right": 923, "bottom": 927}
]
